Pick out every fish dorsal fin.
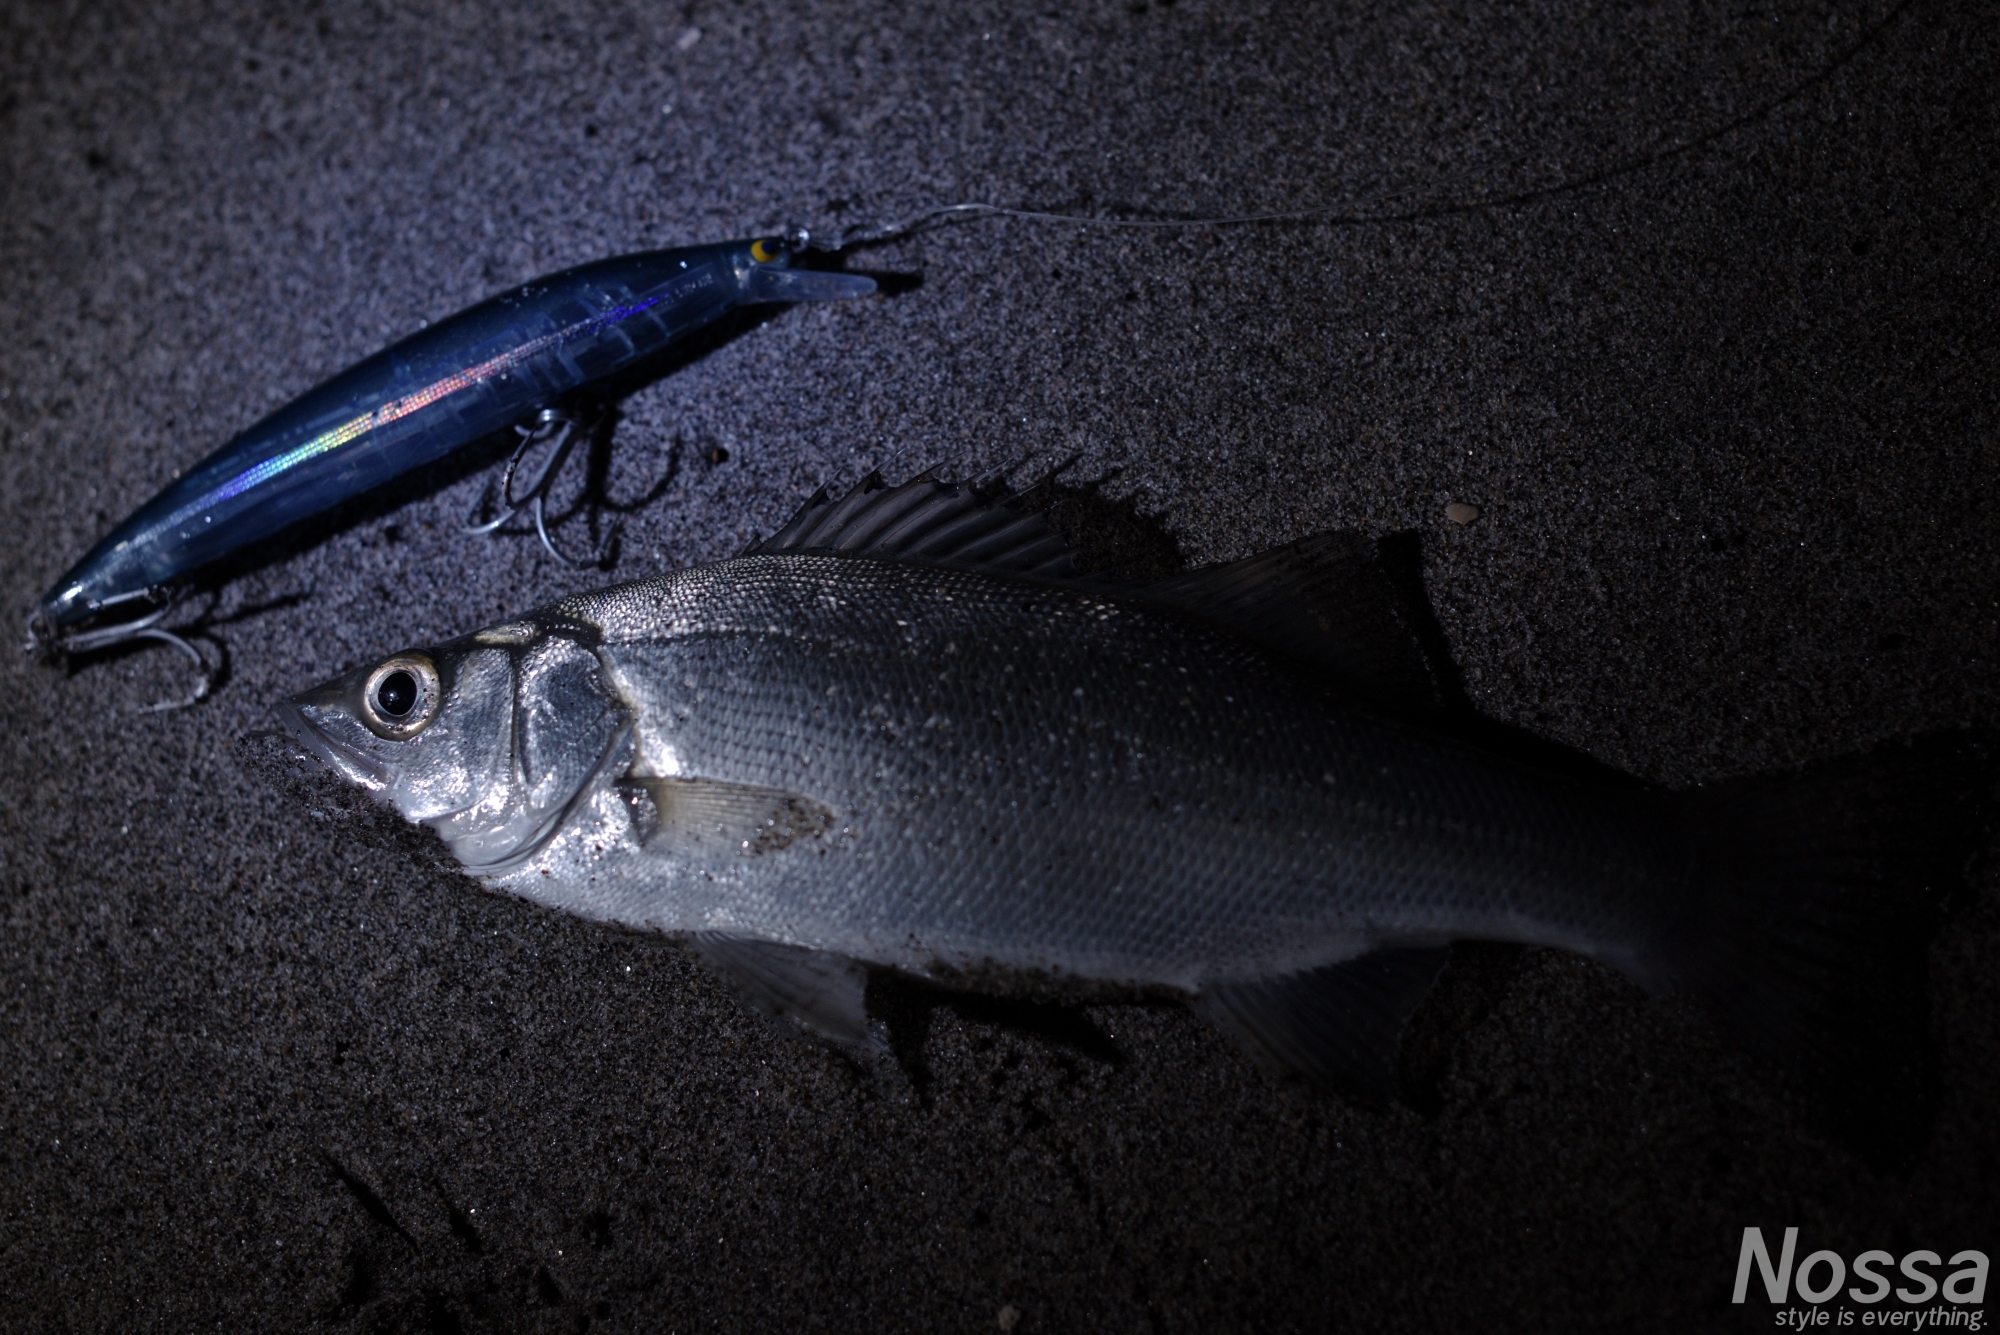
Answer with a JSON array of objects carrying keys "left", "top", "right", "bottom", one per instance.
[
  {"left": 693, "top": 935, "right": 872, "bottom": 1046},
  {"left": 621, "top": 775, "right": 834, "bottom": 858},
  {"left": 746, "top": 471, "right": 1076, "bottom": 577},
  {"left": 1143, "top": 532, "right": 1453, "bottom": 716},
  {"left": 1198, "top": 945, "right": 1449, "bottom": 1104}
]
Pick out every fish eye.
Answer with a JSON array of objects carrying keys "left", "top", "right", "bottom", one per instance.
[
  {"left": 360, "top": 653, "right": 440, "bottom": 739},
  {"left": 376, "top": 670, "right": 418, "bottom": 716},
  {"left": 749, "top": 237, "right": 782, "bottom": 263}
]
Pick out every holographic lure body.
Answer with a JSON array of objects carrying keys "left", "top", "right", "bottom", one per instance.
[{"left": 27, "top": 235, "right": 873, "bottom": 673}]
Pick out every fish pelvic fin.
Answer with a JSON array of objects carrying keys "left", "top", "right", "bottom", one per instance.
[
  {"left": 1197, "top": 945, "right": 1450, "bottom": 1106},
  {"left": 693, "top": 935, "right": 873, "bottom": 1048},
  {"left": 1655, "top": 730, "right": 1998, "bottom": 1167}
]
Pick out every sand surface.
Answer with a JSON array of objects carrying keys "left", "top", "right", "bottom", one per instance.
[{"left": 2, "top": 0, "right": 1995, "bottom": 1329}]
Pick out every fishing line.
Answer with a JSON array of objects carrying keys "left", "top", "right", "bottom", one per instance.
[
  {"left": 819, "top": 0, "right": 1911, "bottom": 254},
  {"left": 792, "top": 0, "right": 1912, "bottom": 506},
  {"left": 821, "top": 168, "right": 1502, "bottom": 251}
]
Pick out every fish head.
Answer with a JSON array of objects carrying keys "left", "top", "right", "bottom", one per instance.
[{"left": 279, "top": 620, "right": 630, "bottom": 872}]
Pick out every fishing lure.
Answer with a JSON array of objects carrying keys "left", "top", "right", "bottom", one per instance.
[
  {"left": 24, "top": 231, "right": 874, "bottom": 705},
  {"left": 24, "top": 201, "right": 1333, "bottom": 711}
]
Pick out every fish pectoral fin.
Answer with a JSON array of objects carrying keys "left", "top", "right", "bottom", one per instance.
[
  {"left": 1197, "top": 945, "right": 1449, "bottom": 1105},
  {"left": 693, "top": 935, "right": 872, "bottom": 1047},
  {"left": 622, "top": 776, "right": 834, "bottom": 857},
  {"left": 1142, "top": 532, "right": 1455, "bottom": 716}
]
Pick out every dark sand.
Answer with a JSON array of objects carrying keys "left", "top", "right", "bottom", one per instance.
[{"left": 3, "top": 1, "right": 1996, "bottom": 1330}]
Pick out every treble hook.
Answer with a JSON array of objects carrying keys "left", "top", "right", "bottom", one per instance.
[
  {"left": 27, "top": 591, "right": 217, "bottom": 713},
  {"left": 464, "top": 407, "right": 618, "bottom": 568},
  {"left": 129, "top": 624, "right": 214, "bottom": 713}
]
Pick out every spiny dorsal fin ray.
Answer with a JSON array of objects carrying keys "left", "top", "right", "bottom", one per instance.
[
  {"left": 1142, "top": 532, "right": 1451, "bottom": 716},
  {"left": 746, "top": 471, "right": 1077, "bottom": 578},
  {"left": 742, "top": 483, "right": 833, "bottom": 556},
  {"left": 1198, "top": 945, "right": 1449, "bottom": 1104}
]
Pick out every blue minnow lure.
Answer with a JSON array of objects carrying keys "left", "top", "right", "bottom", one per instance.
[{"left": 26, "top": 232, "right": 874, "bottom": 702}]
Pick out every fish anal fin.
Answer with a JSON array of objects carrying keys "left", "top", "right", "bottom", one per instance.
[
  {"left": 1145, "top": 532, "right": 1453, "bottom": 716},
  {"left": 620, "top": 775, "right": 834, "bottom": 857},
  {"left": 746, "top": 472, "right": 1077, "bottom": 578},
  {"left": 694, "top": 935, "right": 872, "bottom": 1046},
  {"left": 1199, "top": 945, "right": 1450, "bottom": 1105}
]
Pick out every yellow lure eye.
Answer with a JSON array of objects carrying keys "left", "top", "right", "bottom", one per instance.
[{"left": 750, "top": 237, "right": 781, "bottom": 263}]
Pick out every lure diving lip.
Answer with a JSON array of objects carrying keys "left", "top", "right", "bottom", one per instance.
[{"left": 24, "top": 230, "right": 875, "bottom": 701}]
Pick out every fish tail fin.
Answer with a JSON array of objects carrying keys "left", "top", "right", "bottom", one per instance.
[{"left": 1657, "top": 730, "right": 1997, "bottom": 1165}]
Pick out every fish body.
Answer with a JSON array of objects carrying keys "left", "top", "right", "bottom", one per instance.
[
  {"left": 29, "top": 237, "right": 873, "bottom": 659},
  {"left": 333, "top": 555, "right": 1677, "bottom": 983},
  {"left": 279, "top": 476, "right": 1983, "bottom": 1106}
]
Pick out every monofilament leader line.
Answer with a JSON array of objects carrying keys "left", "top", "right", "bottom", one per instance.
[{"left": 820, "top": 0, "right": 1912, "bottom": 254}]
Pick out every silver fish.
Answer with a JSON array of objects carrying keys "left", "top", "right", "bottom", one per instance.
[{"left": 277, "top": 475, "right": 1978, "bottom": 1103}]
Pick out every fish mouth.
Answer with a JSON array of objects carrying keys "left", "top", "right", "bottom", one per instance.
[{"left": 272, "top": 697, "right": 393, "bottom": 790}]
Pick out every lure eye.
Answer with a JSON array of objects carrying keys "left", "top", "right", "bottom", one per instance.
[
  {"left": 749, "top": 237, "right": 783, "bottom": 263},
  {"left": 360, "top": 653, "right": 441, "bottom": 739}
]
